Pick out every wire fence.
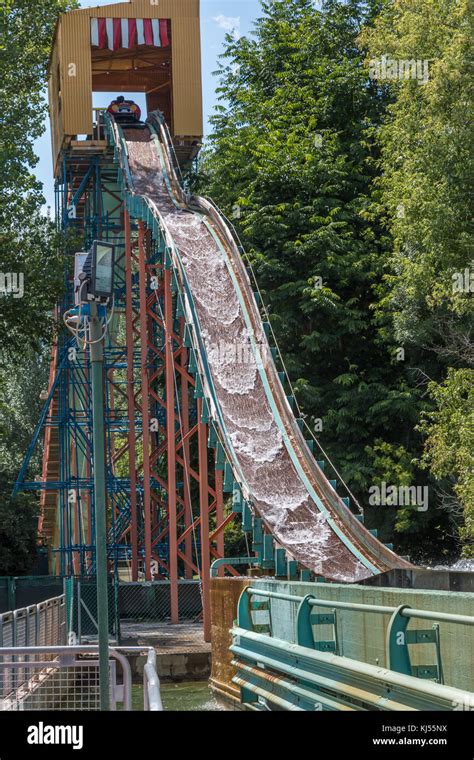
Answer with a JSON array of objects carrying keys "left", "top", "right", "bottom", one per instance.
[
  {"left": 0, "top": 577, "right": 64, "bottom": 614},
  {"left": 0, "top": 645, "right": 152, "bottom": 711},
  {"left": 1, "top": 658, "right": 101, "bottom": 711},
  {"left": 119, "top": 581, "right": 202, "bottom": 622},
  {"left": 71, "top": 579, "right": 120, "bottom": 641},
  {"left": 69, "top": 579, "right": 203, "bottom": 644},
  {"left": 1, "top": 577, "right": 205, "bottom": 647},
  {"left": 116, "top": 581, "right": 205, "bottom": 647}
]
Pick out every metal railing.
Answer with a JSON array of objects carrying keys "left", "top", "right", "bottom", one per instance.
[
  {"left": 143, "top": 649, "right": 163, "bottom": 711},
  {"left": 0, "top": 592, "right": 163, "bottom": 711},
  {"left": 0, "top": 596, "right": 66, "bottom": 702},
  {"left": 245, "top": 587, "right": 474, "bottom": 625},
  {"left": 230, "top": 629, "right": 474, "bottom": 711},
  {"left": 93, "top": 108, "right": 107, "bottom": 141},
  {"left": 0, "top": 595, "right": 66, "bottom": 649},
  {"left": 0, "top": 576, "right": 64, "bottom": 614},
  {"left": 0, "top": 645, "right": 131, "bottom": 711},
  {"left": 233, "top": 586, "right": 474, "bottom": 703},
  {"left": 0, "top": 645, "right": 161, "bottom": 711}
]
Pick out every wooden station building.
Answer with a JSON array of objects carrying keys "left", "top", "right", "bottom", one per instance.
[{"left": 48, "top": 0, "right": 203, "bottom": 173}]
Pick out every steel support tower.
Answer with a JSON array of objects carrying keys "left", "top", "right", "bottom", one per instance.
[{"left": 16, "top": 120, "right": 233, "bottom": 635}]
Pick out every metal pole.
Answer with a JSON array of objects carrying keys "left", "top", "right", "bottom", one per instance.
[
  {"left": 84, "top": 361, "right": 93, "bottom": 573},
  {"left": 197, "top": 400, "right": 211, "bottom": 641},
  {"left": 164, "top": 266, "right": 179, "bottom": 623},
  {"left": 180, "top": 332, "right": 193, "bottom": 579},
  {"left": 124, "top": 211, "right": 139, "bottom": 580},
  {"left": 215, "top": 467, "right": 225, "bottom": 577},
  {"left": 137, "top": 222, "right": 152, "bottom": 580},
  {"left": 89, "top": 301, "right": 110, "bottom": 711}
]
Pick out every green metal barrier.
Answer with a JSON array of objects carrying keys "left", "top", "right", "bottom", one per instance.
[
  {"left": 0, "top": 577, "right": 65, "bottom": 614},
  {"left": 235, "top": 586, "right": 474, "bottom": 699},
  {"left": 210, "top": 558, "right": 254, "bottom": 577},
  {"left": 230, "top": 627, "right": 474, "bottom": 711}
]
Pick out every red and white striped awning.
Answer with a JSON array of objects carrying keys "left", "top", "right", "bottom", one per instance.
[{"left": 91, "top": 18, "right": 170, "bottom": 51}]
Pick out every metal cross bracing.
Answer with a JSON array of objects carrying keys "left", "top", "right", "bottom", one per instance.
[
  {"left": 15, "top": 137, "right": 237, "bottom": 638},
  {"left": 120, "top": 214, "right": 236, "bottom": 632},
  {"left": 16, "top": 112, "right": 415, "bottom": 644}
]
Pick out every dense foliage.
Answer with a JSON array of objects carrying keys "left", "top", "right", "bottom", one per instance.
[
  {"left": 0, "top": 0, "right": 76, "bottom": 574},
  {"left": 0, "top": 0, "right": 79, "bottom": 353},
  {"left": 194, "top": 0, "right": 472, "bottom": 561},
  {"left": 0, "top": 0, "right": 471, "bottom": 571},
  {"left": 361, "top": 0, "right": 473, "bottom": 555}
]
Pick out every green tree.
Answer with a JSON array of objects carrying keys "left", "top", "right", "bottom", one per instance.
[
  {"left": 195, "top": 0, "right": 455, "bottom": 559},
  {"left": 360, "top": 0, "right": 472, "bottom": 350},
  {"left": 361, "top": 0, "right": 473, "bottom": 553},
  {"left": 0, "top": 350, "right": 51, "bottom": 574},
  {"left": 0, "top": 487, "right": 39, "bottom": 576},
  {"left": 0, "top": 0, "right": 77, "bottom": 354},
  {"left": 0, "top": 0, "right": 77, "bottom": 573},
  {"left": 419, "top": 369, "right": 474, "bottom": 557}
]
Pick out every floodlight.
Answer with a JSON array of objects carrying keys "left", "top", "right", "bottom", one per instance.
[{"left": 77, "top": 241, "right": 115, "bottom": 303}]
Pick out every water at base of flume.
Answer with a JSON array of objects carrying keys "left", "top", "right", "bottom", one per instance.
[{"left": 132, "top": 681, "right": 230, "bottom": 711}]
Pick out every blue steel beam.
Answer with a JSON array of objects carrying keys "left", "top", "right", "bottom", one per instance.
[{"left": 13, "top": 352, "right": 69, "bottom": 497}]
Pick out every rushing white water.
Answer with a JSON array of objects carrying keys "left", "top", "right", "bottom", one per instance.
[{"left": 122, "top": 128, "right": 411, "bottom": 582}]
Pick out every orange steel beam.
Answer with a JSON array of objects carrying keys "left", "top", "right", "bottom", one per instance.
[{"left": 197, "top": 399, "right": 211, "bottom": 641}]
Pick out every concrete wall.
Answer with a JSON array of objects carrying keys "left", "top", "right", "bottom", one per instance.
[
  {"left": 361, "top": 568, "right": 474, "bottom": 592},
  {"left": 210, "top": 578, "right": 474, "bottom": 696}
]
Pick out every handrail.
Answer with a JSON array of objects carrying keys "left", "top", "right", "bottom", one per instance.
[
  {"left": 143, "top": 649, "right": 164, "bottom": 711},
  {"left": 210, "top": 557, "right": 255, "bottom": 577},
  {"left": 0, "top": 645, "right": 133, "bottom": 711},
  {"left": 243, "top": 586, "right": 474, "bottom": 625},
  {"left": 238, "top": 585, "right": 473, "bottom": 681},
  {"left": 231, "top": 627, "right": 474, "bottom": 711},
  {"left": 13, "top": 352, "right": 69, "bottom": 497},
  {"left": 402, "top": 608, "right": 474, "bottom": 626},
  {"left": 0, "top": 595, "right": 66, "bottom": 648}
]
